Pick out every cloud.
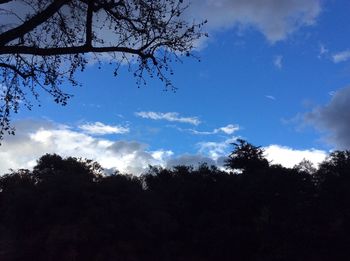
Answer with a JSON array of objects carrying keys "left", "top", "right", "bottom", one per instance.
[
  {"left": 0, "top": 120, "right": 172, "bottom": 175},
  {"left": 264, "top": 145, "right": 327, "bottom": 168},
  {"left": 184, "top": 124, "right": 239, "bottom": 135},
  {"left": 78, "top": 122, "right": 129, "bottom": 135},
  {"left": 265, "top": 95, "right": 276, "bottom": 100},
  {"left": 304, "top": 86, "right": 350, "bottom": 149},
  {"left": 188, "top": 0, "right": 321, "bottom": 43},
  {"left": 318, "top": 43, "right": 329, "bottom": 59},
  {"left": 332, "top": 50, "right": 350, "bottom": 63},
  {"left": 135, "top": 111, "right": 201, "bottom": 125},
  {"left": 218, "top": 124, "right": 239, "bottom": 134},
  {"left": 0, "top": 120, "right": 330, "bottom": 175},
  {"left": 196, "top": 135, "right": 327, "bottom": 168},
  {"left": 1, "top": 0, "right": 321, "bottom": 45},
  {"left": 198, "top": 136, "right": 237, "bottom": 160},
  {"left": 274, "top": 55, "right": 283, "bottom": 69}
]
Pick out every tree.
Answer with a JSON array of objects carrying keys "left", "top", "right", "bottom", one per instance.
[
  {"left": 0, "top": 0, "right": 206, "bottom": 139},
  {"left": 225, "top": 139, "right": 269, "bottom": 173},
  {"left": 312, "top": 150, "right": 350, "bottom": 187},
  {"left": 293, "top": 159, "right": 317, "bottom": 175},
  {"left": 33, "top": 153, "right": 103, "bottom": 184},
  {"left": 3, "top": 151, "right": 350, "bottom": 260}
]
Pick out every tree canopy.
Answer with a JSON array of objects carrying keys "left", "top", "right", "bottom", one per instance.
[
  {"left": 1, "top": 141, "right": 350, "bottom": 260},
  {"left": 0, "top": 0, "right": 205, "bottom": 139},
  {"left": 225, "top": 139, "right": 269, "bottom": 173}
]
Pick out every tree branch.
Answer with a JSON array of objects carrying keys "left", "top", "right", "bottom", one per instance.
[
  {"left": 0, "top": 0, "right": 13, "bottom": 4},
  {"left": 85, "top": 0, "right": 93, "bottom": 47},
  {"left": 0, "top": 45, "right": 150, "bottom": 58},
  {"left": 0, "top": 0, "right": 69, "bottom": 46},
  {"left": 0, "top": 62, "right": 32, "bottom": 79}
]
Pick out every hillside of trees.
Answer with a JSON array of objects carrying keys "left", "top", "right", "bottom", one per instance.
[{"left": 1, "top": 140, "right": 350, "bottom": 260}]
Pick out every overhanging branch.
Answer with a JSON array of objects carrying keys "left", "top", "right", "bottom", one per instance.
[
  {"left": 0, "top": 0, "right": 13, "bottom": 4},
  {"left": 0, "top": 45, "right": 150, "bottom": 59},
  {"left": 0, "top": 0, "right": 69, "bottom": 46}
]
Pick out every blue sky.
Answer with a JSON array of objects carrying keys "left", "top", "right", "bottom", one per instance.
[{"left": 2, "top": 0, "right": 350, "bottom": 174}]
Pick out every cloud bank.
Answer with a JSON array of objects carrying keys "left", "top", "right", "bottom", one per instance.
[
  {"left": 304, "top": 86, "right": 350, "bottom": 149},
  {"left": 197, "top": 136, "right": 327, "bottom": 168},
  {"left": 265, "top": 145, "right": 327, "bottom": 168},
  {"left": 188, "top": 0, "right": 321, "bottom": 43},
  {"left": 0, "top": 120, "right": 171, "bottom": 175},
  {"left": 0, "top": 120, "right": 328, "bottom": 175}
]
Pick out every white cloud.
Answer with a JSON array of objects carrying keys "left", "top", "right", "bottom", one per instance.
[
  {"left": 182, "top": 124, "right": 240, "bottom": 135},
  {"left": 328, "top": 91, "right": 336, "bottom": 96},
  {"left": 0, "top": 120, "right": 171, "bottom": 175},
  {"left": 0, "top": 120, "right": 330, "bottom": 176},
  {"left": 197, "top": 137, "right": 328, "bottom": 169},
  {"left": 78, "top": 122, "right": 129, "bottom": 135},
  {"left": 188, "top": 129, "right": 215, "bottom": 135},
  {"left": 216, "top": 124, "right": 239, "bottom": 134},
  {"left": 135, "top": 111, "right": 201, "bottom": 125},
  {"left": 318, "top": 43, "right": 328, "bottom": 58},
  {"left": 274, "top": 55, "right": 283, "bottom": 69},
  {"left": 332, "top": 50, "right": 350, "bottom": 63},
  {"left": 198, "top": 137, "right": 237, "bottom": 160},
  {"left": 265, "top": 95, "right": 276, "bottom": 100},
  {"left": 264, "top": 145, "right": 327, "bottom": 168},
  {"left": 187, "top": 0, "right": 321, "bottom": 43}
]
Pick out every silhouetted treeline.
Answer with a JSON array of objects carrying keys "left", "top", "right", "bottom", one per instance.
[{"left": 1, "top": 140, "right": 350, "bottom": 260}]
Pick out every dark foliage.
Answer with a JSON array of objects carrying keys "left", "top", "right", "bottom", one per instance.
[
  {"left": 225, "top": 138, "right": 269, "bottom": 173},
  {"left": 1, "top": 142, "right": 350, "bottom": 260}
]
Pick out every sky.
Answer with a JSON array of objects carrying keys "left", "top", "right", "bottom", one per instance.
[{"left": 2, "top": 0, "right": 350, "bottom": 175}]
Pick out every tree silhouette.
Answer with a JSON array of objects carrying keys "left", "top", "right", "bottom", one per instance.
[
  {"left": 0, "top": 0, "right": 206, "bottom": 139},
  {"left": 293, "top": 159, "right": 317, "bottom": 175},
  {"left": 225, "top": 139, "right": 269, "bottom": 173},
  {"left": 2, "top": 145, "right": 350, "bottom": 260}
]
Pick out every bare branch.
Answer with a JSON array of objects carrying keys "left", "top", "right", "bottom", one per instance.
[
  {"left": 0, "top": 0, "right": 69, "bottom": 45},
  {"left": 85, "top": 0, "right": 93, "bottom": 47},
  {"left": 0, "top": 0, "right": 13, "bottom": 4},
  {"left": 0, "top": 0, "right": 205, "bottom": 141},
  {"left": 0, "top": 45, "right": 148, "bottom": 57},
  {"left": 0, "top": 62, "right": 32, "bottom": 78}
]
